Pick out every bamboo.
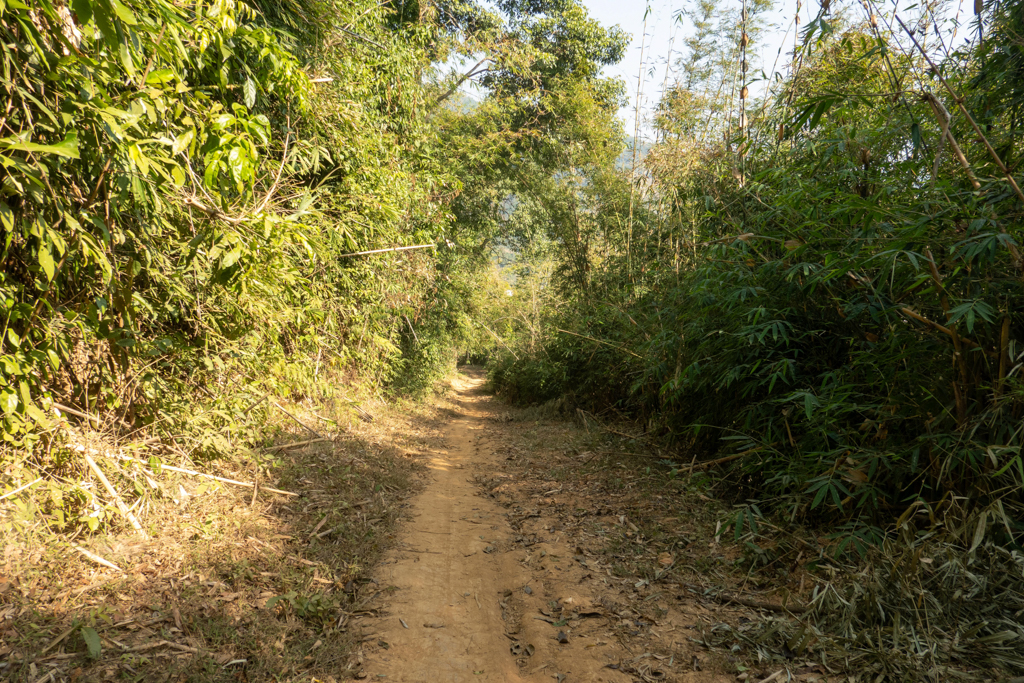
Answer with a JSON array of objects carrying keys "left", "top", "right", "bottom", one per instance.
[
  {"left": 52, "top": 402, "right": 99, "bottom": 427},
  {"left": 899, "top": 307, "right": 994, "bottom": 357},
  {"left": 107, "top": 454, "right": 299, "bottom": 497},
  {"left": 926, "top": 250, "right": 970, "bottom": 400},
  {"left": 555, "top": 328, "right": 642, "bottom": 359},
  {"left": 84, "top": 454, "right": 147, "bottom": 538},
  {"left": 0, "top": 477, "right": 43, "bottom": 502},
  {"left": 479, "top": 321, "right": 519, "bottom": 360},
  {"left": 338, "top": 244, "right": 435, "bottom": 258},
  {"left": 263, "top": 438, "right": 329, "bottom": 452},
  {"left": 922, "top": 94, "right": 980, "bottom": 190},
  {"left": 997, "top": 315, "right": 1011, "bottom": 396},
  {"left": 270, "top": 400, "right": 324, "bottom": 439},
  {"left": 688, "top": 452, "right": 745, "bottom": 471},
  {"left": 404, "top": 315, "right": 420, "bottom": 344},
  {"left": 896, "top": 15, "right": 1024, "bottom": 267},
  {"left": 72, "top": 544, "right": 123, "bottom": 572}
]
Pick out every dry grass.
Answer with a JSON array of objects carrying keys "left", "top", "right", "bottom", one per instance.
[
  {"left": 478, "top": 404, "right": 1024, "bottom": 682},
  {"left": 0, "top": 387, "right": 454, "bottom": 683}
]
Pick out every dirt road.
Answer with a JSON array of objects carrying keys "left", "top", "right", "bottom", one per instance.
[{"left": 361, "top": 370, "right": 637, "bottom": 682}]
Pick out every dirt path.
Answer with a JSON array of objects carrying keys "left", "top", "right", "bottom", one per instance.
[{"left": 361, "top": 370, "right": 637, "bottom": 682}]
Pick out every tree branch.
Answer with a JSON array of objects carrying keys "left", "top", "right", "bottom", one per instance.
[{"left": 432, "top": 58, "right": 492, "bottom": 108}]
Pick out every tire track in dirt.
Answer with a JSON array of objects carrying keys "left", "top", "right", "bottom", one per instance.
[{"left": 359, "top": 370, "right": 637, "bottom": 682}]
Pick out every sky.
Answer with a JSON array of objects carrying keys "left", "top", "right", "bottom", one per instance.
[
  {"left": 450, "top": 0, "right": 975, "bottom": 142},
  {"left": 584, "top": 0, "right": 977, "bottom": 141},
  {"left": 584, "top": 0, "right": 796, "bottom": 141}
]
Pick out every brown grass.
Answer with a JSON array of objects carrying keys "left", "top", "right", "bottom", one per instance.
[{"left": 0, "top": 388, "right": 456, "bottom": 683}]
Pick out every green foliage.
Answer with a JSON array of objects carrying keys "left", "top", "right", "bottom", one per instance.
[
  {"left": 0, "top": 0, "right": 632, "bottom": 541},
  {"left": 488, "top": 2, "right": 1024, "bottom": 559}
]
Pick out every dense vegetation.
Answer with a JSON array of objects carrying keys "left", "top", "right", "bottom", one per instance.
[
  {"left": 0, "top": 0, "right": 624, "bottom": 518},
  {"left": 484, "top": 0, "right": 1024, "bottom": 676},
  {"left": 5, "top": 0, "right": 1024, "bottom": 676}
]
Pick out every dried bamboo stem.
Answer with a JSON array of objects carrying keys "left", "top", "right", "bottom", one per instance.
[
  {"left": 688, "top": 452, "right": 746, "bottom": 472},
  {"left": 997, "top": 315, "right": 1011, "bottom": 396},
  {"left": 899, "top": 307, "right": 994, "bottom": 357},
  {"left": 555, "top": 328, "right": 641, "bottom": 359},
  {"left": 72, "top": 544, "right": 123, "bottom": 572},
  {"left": 263, "top": 438, "right": 329, "bottom": 452},
  {"left": 270, "top": 400, "right": 324, "bottom": 439},
  {"left": 923, "top": 94, "right": 980, "bottom": 190},
  {"left": 338, "top": 243, "right": 435, "bottom": 258},
  {"left": 0, "top": 477, "right": 43, "bottom": 502},
  {"left": 896, "top": 14, "right": 1024, "bottom": 267},
  {"left": 479, "top": 321, "right": 520, "bottom": 360},
  {"left": 107, "top": 454, "right": 298, "bottom": 497},
  {"left": 84, "top": 454, "right": 147, "bottom": 538}
]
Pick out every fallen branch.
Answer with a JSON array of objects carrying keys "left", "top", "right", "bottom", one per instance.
[
  {"left": 686, "top": 584, "right": 806, "bottom": 614},
  {"left": 106, "top": 454, "right": 298, "bottom": 497},
  {"left": 84, "top": 454, "right": 147, "bottom": 538},
  {"left": 263, "top": 438, "right": 330, "bottom": 452},
  {"left": 72, "top": 545, "right": 123, "bottom": 572},
  {"left": 688, "top": 452, "right": 745, "bottom": 472},
  {"left": 270, "top": 400, "right": 324, "bottom": 439},
  {"left": 0, "top": 477, "right": 43, "bottom": 502}
]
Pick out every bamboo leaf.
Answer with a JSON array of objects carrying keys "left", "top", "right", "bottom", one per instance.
[{"left": 0, "top": 132, "right": 80, "bottom": 159}]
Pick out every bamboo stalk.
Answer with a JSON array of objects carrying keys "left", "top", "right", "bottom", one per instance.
[
  {"left": 52, "top": 402, "right": 99, "bottom": 427},
  {"left": 84, "top": 454, "right": 147, "bottom": 538},
  {"left": 997, "top": 315, "right": 1011, "bottom": 396},
  {"left": 899, "top": 307, "right": 995, "bottom": 357},
  {"left": 925, "top": 250, "right": 970, "bottom": 407},
  {"left": 0, "top": 477, "right": 43, "bottom": 502},
  {"left": 263, "top": 438, "right": 329, "bottom": 452},
  {"left": 479, "top": 321, "right": 519, "bottom": 360},
  {"left": 106, "top": 454, "right": 298, "bottom": 497},
  {"left": 896, "top": 14, "right": 1024, "bottom": 267},
  {"left": 72, "top": 544, "right": 123, "bottom": 572},
  {"left": 689, "top": 452, "right": 746, "bottom": 472},
  {"left": 270, "top": 400, "right": 324, "bottom": 439},
  {"left": 555, "top": 328, "right": 642, "bottom": 359},
  {"left": 338, "top": 243, "right": 435, "bottom": 258},
  {"left": 404, "top": 315, "right": 420, "bottom": 344},
  {"left": 922, "top": 94, "right": 980, "bottom": 190}
]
